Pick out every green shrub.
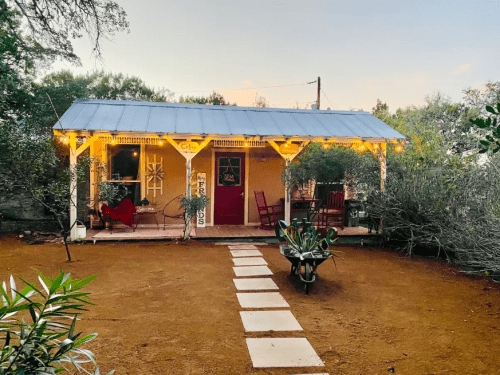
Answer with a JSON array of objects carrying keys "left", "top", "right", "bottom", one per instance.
[{"left": 1, "top": 271, "right": 112, "bottom": 375}]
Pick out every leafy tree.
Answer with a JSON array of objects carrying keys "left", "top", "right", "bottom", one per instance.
[
  {"left": 285, "top": 143, "right": 379, "bottom": 195},
  {"left": 0, "top": 2, "right": 36, "bottom": 123},
  {"left": 5, "top": 0, "right": 129, "bottom": 62},
  {"left": 179, "top": 91, "right": 236, "bottom": 106},
  {"left": 31, "top": 70, "right": 173, "bottom": 131},
  {"left": 254, "top": 94, "right": 269, "bottom": 108},
  {"left": 0, "top": 118, "right": 89, "bottom": 260},
  {"left": 470, "top": 103, "right": 500, "bottom": 153},
  {"left": 371, "top": 99, "right": 388, "bottom": 115},
  {"left": 0, "top": 270, "right": 113, "bottom": 374}
]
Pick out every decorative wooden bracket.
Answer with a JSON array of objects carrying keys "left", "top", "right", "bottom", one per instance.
[
  {"left": 268, "top": 140, "right": 309, "bottom": 161},
  {"left": 76, "top": 136, "right": 99, "bottom": 156},
  {"left": 165, "top": 136, "right": 212, "bottom": 160}
]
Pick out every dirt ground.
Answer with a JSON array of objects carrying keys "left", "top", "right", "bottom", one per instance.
[{"left": 1, "top": 235, "right": 500, "bottom": 375}]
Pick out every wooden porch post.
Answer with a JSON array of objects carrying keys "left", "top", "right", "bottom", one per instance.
[
  {"left": 380, "top": 143, "right": 387, "bottom": 192},
  {"left": 186, "top": 158, "right": 192, "bottom": 197},
  {"left": 69, "top": 133, "right": 78, "bottom": 241},
  {"left": 284, "top": 158, "right": 291, "bottom": 225},
  {"left": 268, "top": 141, "right": 309, "bottom": 225}
]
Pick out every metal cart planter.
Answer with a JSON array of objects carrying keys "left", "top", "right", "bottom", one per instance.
[
  {"left": 275, "top": 219, "right": 338, "bottom": 294},
  {"left": 280, "top": 244, "right": 332, "bottom": 294}
]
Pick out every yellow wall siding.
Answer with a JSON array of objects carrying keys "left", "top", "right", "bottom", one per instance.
[
  {"left": 143, "top": 144, "right": 185, "bottom": 225},
  {"left": 247, "top": 146, "right": 285, "bottom": 224},
  {"left": 93, "top": 141, "right": 285, "bottom": 226}
]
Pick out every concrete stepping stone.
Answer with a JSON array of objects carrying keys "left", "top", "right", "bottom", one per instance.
[
  {"left": 233, "top": 278, "right": 279, "bottom": 291},
  {"left": 217, "top": 242, "right": 268, "bottom": 246},
  {"left": 230, "top": 249, "right": 263, "bottom": 257},
  {"left": 233, "top": 266, "right": 273, "bottom": 277},
  {"left": 246, "top": 338, "right": 324, "bottom": 368},
  {"left": 236, "top": 292, "right": 289, "bottom": 308},
  {"left": 240, "top": 311, "right": 303, "bottom": 332},
  {"left": 233, "top": 257, "right": 267, "bottom": 266},
  {"left": 228, "top": 245, "right": 258, "bottom": 250}
]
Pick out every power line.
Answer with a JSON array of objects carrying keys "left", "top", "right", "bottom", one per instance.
[
  {"left": 321, "top": 88, "right": 334, "bottom": 109},
  {"left": 175, "top": 80, "right": 317, "bottom": 94}
]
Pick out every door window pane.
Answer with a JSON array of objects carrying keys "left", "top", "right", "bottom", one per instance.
[{"left": 218, "top": 157, "right": 241, "bottom": 186}]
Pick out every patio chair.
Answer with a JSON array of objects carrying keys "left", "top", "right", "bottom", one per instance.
[
  {"left": 162, "top": 194, "right": 185, "bottom": 229},
  {"left": 317, "top": 190, "right": 345, "bottom": 229},
  {"left": 254, "top": 190, "right": 283, "bottom": 230},
  {"left": 101, "top": 198, "right": 137, "bottom": 233}
]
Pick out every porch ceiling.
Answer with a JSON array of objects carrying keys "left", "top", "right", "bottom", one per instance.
[{"left": 54, "top": 99, "right": 405, "bottom": 142}]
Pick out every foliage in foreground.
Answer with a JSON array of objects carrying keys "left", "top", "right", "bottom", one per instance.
[{"left": 0, "top": 271, "right": 112, "bottom": 374}]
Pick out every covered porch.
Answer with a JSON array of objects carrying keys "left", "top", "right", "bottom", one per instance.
[
  {"left": 84, "top": 224, "right": 379, "bottom": 244},
  {"left": 53, "top": 99, "right": 405, "bottom": 241}
]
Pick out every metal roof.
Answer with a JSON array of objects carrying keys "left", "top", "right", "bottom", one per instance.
[{"left": 54, "top": 99, "right": 405, "bottom": 140}]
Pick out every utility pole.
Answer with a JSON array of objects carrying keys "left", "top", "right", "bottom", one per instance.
[{"left": 317, "top": 76, "right": 321, "bottom": 110}]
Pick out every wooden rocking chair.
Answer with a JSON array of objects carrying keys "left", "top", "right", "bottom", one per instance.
[
  {"left": 254, "top": 191, "right": 284, "bottom": 230},
  {"left": 317, "top": 190, "right": 345, "bottom": 229}
]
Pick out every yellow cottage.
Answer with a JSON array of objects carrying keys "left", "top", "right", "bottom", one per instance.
[{"left": 53, "top": 99, "right": 405, "bottom": 240}]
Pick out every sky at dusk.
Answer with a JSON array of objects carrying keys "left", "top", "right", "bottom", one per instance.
[{"left": 50, "top": 0, "right": 500, "bottom": 113}]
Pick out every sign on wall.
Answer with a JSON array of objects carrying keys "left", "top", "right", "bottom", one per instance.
[{"left": 197, "top": 173, "right": 207, "bottom": 228}]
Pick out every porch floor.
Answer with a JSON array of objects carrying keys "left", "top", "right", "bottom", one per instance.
[{"left": 86, "top": 225, "right": 377, "bottom": 243}]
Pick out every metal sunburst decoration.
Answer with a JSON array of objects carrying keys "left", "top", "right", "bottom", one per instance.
[{"left": 147, "top": 163, "right": 165, "bottom": 183}]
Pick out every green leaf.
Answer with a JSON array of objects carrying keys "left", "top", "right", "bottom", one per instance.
[
  {"left": 49, "top": 271, "right": 66, "bottom": 294},
  {"left": 478, "top": 148, "right": 488, "bottom": 153},
  {"left": 30, "top": 306, "right": 38, "bottom": 323},
  {"left": 472, "top": 118, "right": 487, "bottom": 128},
  {"left": 68, "top": 315, "right": 77, "bottom": 339},
  {"left": 38, "top": 275, "right": 50, "bottom": 296},
  {"left": 9, "top": 275, "right": 17, "bottom": 300},
  {"left": 74, "top": 333, "right": 98, "bottom": 346},
  {"left": 479, "top": 140, "right": 490, "bottom": 146},
  {"left": 486, "top": 105, "right": 496, "bottom": 114},
  {"left": 493, "top": 147, "right": 500, "bottom": 153},
  {"left": 486, "top": 117, "right": 492, "bottom": 127},
  {"left": 70, "top": 275, "right": 97, "bottom": 291},
  {"left": 497, "top": 103, "right": 500, "bottom": 112}
]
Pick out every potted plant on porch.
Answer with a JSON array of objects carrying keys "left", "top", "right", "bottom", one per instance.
[{"left": 181, "top": 195, "right": 209, "bottom": 240}]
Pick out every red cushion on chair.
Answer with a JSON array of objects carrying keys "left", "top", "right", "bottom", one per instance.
[{"left": 101, "top": 198, "right": 137, "bottom": 227}]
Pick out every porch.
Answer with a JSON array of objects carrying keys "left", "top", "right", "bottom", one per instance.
[{"left": 85, "top": 224, "right": 378, "bottom": 244}]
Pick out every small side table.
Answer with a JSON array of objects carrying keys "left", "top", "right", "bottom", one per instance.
[{"left": 133, "top": 207, "right": 159, "bottom": 231}]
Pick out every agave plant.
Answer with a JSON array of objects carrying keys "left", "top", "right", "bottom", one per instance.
[
  {"left": 276, "top": 220, "right": 338, "bottom": 260},
  {"left": 0, "top": 271, "right": 113, "bottom": 375}
]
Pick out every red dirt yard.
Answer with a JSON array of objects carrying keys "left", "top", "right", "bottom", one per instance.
[{"left": 1, "top": 235, "right": 499, "bottom": 374}]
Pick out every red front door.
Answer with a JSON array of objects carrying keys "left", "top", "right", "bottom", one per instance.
[{"left": 214, "top": 152, "right": 245, "bottom": 225}]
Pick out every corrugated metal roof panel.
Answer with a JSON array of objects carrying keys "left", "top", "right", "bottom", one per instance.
[{"left": 54, "top": 99, "right": 405, "bottom": 140}]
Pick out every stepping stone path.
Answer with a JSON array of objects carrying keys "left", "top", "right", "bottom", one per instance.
[
  {"left": 233, "top": 278, "right": 278, "bottom": 291},
  {"left": 232, "top": 257, "right": 267, "bottom": 266},
  {"left": 233, "top": 265, "right": 273, "bottom": 277},
  {"left": 230, "top": 249, "right": 263, "bottom": 257},
  {"left": 229, "top": 243, "right": 328, "bottom": 373}
]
